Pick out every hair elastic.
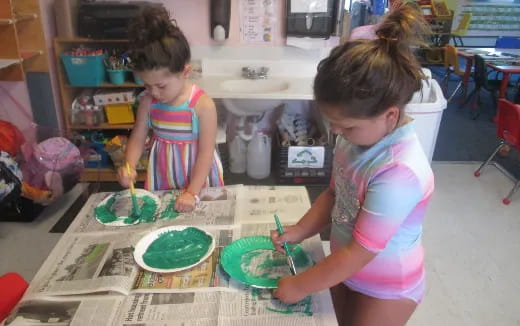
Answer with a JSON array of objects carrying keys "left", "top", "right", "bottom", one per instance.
[{"left": 379, "top": 35, "right": 398, "bottom": 41}]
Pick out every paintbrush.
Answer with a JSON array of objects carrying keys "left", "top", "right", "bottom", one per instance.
[
  {"left": 274, "top": 214, "right": 297, "bottom": 276},
  {"left": 126, "top": 162, "right": 141, "bottom": 220}
]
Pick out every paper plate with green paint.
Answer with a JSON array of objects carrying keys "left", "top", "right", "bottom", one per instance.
[
  {"left": 133, "top": 226, "right": 216, "bottom": 273},
  {"left": 94, "top": 189, "right": 161, "bottom": 226},
  {"left": 220, "top": 236, "right": 313, "bottom": 289}
]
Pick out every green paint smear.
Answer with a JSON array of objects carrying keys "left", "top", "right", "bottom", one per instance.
[
  {"left": 95, "top": 193, "right": 159, "bottom": 225},
  {"left": 159, "top": 196, "right": 180, "bottom": 220},
  {"left": 266, "top": 296, "right": 313, "bottom": 316},
  {"left": 143, "top": 227, "right": 212, "bottom": 269},
  {"left": 221, "top": 236, "right": 312, "bottom": 289},
  {"left": 95, "top": 195, "right": 118, "bottom": 223},
  {"left": 250, "top": 287, "right": 313, "bottom": 316}
]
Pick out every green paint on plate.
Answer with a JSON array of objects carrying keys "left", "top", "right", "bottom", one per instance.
[
  {"left": 94, "top": 195, "right": 118, "bottom": 223},
  {"left": 95, "top": 193, "right": 159, "bottom": 225},
  {"left": 220, "top": 236, "right": 313, "bottom": 288},
  {"left": 143, "top": 227, "right": 213, "bottom": 269}
]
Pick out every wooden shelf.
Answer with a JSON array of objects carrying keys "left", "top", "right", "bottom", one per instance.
[
  {"left": 0, "top": 0, "right": 48, "bottom": 81},
  {"left": 0, "top": 17, "right": 14, "bottom": 25},
  {"left": 20, "top": 49, "right": 41, "bottom": 60},
  {"left": 80, "top": 167, "right": 146, "bottom": 182},
  {"left": 0, "top": 58, "right": 19, "bottom": 69},
  {"left": 65, "top": 82, "right": 144, "bottom": 88},
  {"left": 55, "top": 38, "right": 129, "bottom": 43},
  {"left": 14, "top": 12, "right": 36, "bottom": 23},
  {"left": 70, "top": 123, "right": 134, "bottom": 130},
  {"left": 55, "top": 37, "right": 141, "bottom": 182}
]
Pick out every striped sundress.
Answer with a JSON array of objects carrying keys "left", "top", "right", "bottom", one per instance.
[{"left": 145, "top": 85, "right": 224, "bottom": 191}]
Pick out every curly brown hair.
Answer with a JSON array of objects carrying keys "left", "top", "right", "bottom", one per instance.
[
  {"left": 128, "top": 6, "right": 190, "bottom": 73},
  {"left": 314, "top": 4, "right": 430, "bottom": 118}
]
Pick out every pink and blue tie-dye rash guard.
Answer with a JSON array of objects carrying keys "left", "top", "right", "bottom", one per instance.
[{"left": 329, "top": 120, "right": 434, "bottom": 303}]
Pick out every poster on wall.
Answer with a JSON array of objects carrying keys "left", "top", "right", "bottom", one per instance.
[
  {"left": 239, "top": 0, "right": 276, "bottom": 44},
  {"left": 455, "top": 0, "right": 520, "bottom": 37}
]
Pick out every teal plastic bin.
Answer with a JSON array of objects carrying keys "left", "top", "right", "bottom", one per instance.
[
  {"left": 61, "top": 54, "right": 106, "bottom": 86},
  {"left": 133, "top": 71, "right": 144, "bottom": 85},
  {"left": 107, "top": 69, "right": 126, "bottom": 85}
]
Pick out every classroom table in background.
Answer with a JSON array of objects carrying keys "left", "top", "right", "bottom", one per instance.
[{"left": 456, "top": 48, "right": 520, "bottom": 99}]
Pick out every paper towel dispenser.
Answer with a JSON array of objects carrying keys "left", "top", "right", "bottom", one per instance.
[{"left": 286, "top": 0, "right": 335, "bottom": 38}]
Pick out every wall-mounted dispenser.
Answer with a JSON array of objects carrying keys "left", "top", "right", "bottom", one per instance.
[
  {"left": 210, "top": 0, "right": 231, "bottom": 42},
  {"left": 286, "top": 0, "right": 335, "bottom": 38}
]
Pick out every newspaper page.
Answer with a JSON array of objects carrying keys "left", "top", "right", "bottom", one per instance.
[
  {"left": 131, "top": 228, "right": 236, "bottom": 293},
  {"left": 2, "top": 296, "right": 124, "bottom": 326},
  {"left": 68, "top": 186, "right": 241, "bottom": 234},
  {"left": 114, "top": 287, "right": 336, "bottom": 325},
  {"left": 235, "top": 186, "right": 311, "bottom": 224},
  {"left": 25, "top": 231, "right": 143, "bottom": 297}
]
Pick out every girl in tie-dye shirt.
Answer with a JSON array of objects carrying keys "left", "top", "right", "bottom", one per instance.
[{"left": 271, "top": 5, "right": 433, "bottom": 325}]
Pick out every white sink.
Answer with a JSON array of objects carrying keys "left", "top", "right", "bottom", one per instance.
[
  {"left": 221, "top": 98, "right": 283, "bottom": 116},
  {"left": 220, "top": 79, "right": 290, "bottom": 94}
]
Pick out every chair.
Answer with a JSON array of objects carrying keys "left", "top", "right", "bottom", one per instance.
[
  {"left": 463, "top": 54, "right": 502, "bottom": 119},
  {"left": 451, "top": 13, "right": 472, "bottom": 47},
  {"left": 475, "top": 99, "right": 520, "bottom": 204},
  {"left": 442, "top": 45, "right": 469, "bottom": 102},
  {"left": 495, "top": 37, "right": 520, "bottom": 49}
]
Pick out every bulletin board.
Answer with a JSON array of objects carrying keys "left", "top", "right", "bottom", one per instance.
[{"left": 454, "top": 0, "right": 520, "bottom": 37}]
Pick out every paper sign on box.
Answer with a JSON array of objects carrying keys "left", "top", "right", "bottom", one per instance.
[{"left": 288, "top": 146, "right": 325, "bottom": 169}]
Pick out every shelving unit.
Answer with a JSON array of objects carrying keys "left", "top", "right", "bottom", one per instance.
[
  {"left": 54, "top": 38, "right": 146, "bottom": 182},
  {"left": 0, "top": 0, "right": 47, "bottom": 81}
]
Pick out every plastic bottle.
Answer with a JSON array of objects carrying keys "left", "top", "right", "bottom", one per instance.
[
  {"left": 228, "top": 135, "right": 247, "bottom": 174},
  {"left": 247, "top": 132, "right": 271, "bottom": 179},
  {"left": 84, "top": 105, "right": 94, "bottom": 127}
]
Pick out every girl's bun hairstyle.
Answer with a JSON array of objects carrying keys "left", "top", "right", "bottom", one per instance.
[
  {"left": 314, "top": 4, "right": 430, "bottom": 118},
  {"left": 129, "top": 6, "right": 191, "bottom": 73}
]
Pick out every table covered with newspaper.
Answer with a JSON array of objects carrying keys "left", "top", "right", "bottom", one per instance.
[{"left": 3, "top": 185, "right": 337, "bottom": 326}]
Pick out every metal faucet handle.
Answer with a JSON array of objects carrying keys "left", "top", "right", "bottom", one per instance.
[{"left": 258, "top": 67, "right": 269, "bottom": 74}]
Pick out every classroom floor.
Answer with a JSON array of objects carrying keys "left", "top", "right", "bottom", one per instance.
[{"left": 1, "top": 163, "right": 519, "bottom": 325}]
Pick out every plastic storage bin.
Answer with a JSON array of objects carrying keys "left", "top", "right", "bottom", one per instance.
[
  {"left": 273, "top": 133, "right": 334, "bottom": 185},
  {"left": 61, "top": 54, "right": 106, "bottom": 86},
  {"left": 405, "top": 76, "right": 447, "bottom": 162},
  {"left": 107, "top": 69, "right": 126, "bottom": 85},
  {"left": 105, "top": 103, "right": 135, "bottom": 124}
]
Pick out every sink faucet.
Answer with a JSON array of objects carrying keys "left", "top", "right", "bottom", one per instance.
[{"left": 242, "top": 66, "right": 268, "bottom": 79}]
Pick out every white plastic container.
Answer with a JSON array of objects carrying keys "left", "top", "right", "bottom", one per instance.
[
  {"left": 228, "top": 136, "right": 247, "bottom": 174},
  {"left": 247, "top": 132, "right": 271, "bottom": 179},
  {"left": 405, "top": 77, "right": 447, "bottom": 162}
]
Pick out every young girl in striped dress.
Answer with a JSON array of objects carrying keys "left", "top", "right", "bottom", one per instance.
[{"left": 118, "top": 6, "right": 224, "bottom": 212}]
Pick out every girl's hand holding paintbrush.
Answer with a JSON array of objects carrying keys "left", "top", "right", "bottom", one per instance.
[
  {"left": 117, "top": 164, "right": 137, "bottom": 188},
  {"left": 270, "top": 224, "right": 306, "bottom": 254}
]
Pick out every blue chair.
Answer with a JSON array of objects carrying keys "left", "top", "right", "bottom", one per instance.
[
  {"left": 494, "top": 37, "right": 520, "bottom": 85},
  {"left": 495, "top": 37, "right": 520, "bottom": 49}
]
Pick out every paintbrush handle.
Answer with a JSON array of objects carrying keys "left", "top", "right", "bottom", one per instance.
[
  {"left": 125, "top": 162, "right": 136, "bottom": 193},
  {"left": 274, "top": 214, "right": 292, "bottom": 257}
]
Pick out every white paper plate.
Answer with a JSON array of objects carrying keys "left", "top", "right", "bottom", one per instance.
[
  {"left": 133, "top": 226, "right": 216, "bottom": 273},
  {"left": 94, "top": 189, "right": 161, "bottom": 226}
]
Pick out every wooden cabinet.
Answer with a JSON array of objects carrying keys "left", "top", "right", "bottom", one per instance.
[
  {"left": 0, "top": 0, "right": 47, "bottom": 81},
  {"left": 54, "top": 38, "right": 146, "bottom": 182}
]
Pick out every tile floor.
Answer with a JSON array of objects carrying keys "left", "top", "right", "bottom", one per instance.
[{"left": 1, "top": 163, "right": 519, "bottom": 325}]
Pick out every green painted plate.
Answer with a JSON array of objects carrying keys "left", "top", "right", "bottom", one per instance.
[
  {"left": 95, "top": 189, "right": 161, "bottom": 226},
  {"left": 220, "top": 236, "right": 313, "bottom": 289},
  {"left": 134, "top": 226, "right": 215, "bottom": 273}
]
